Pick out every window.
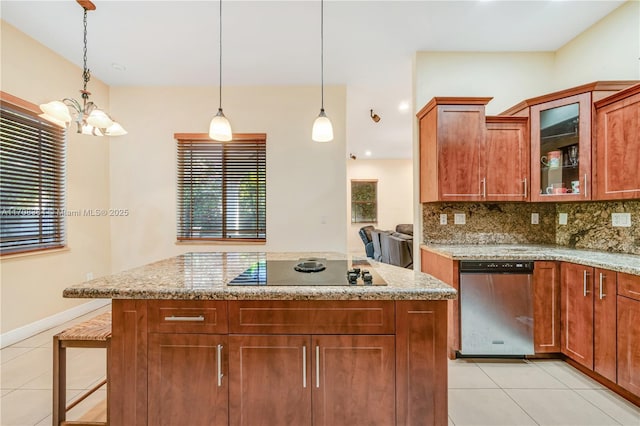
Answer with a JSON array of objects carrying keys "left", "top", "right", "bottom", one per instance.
[
  {"left": 0, "top": 92, "right": 66, "bottom": 255},
  {"left": 351, "top": 180, "right": 377, "bottom": 223},
  {"left": 176, "top": 133, "right": 266, "bottom": 242}
]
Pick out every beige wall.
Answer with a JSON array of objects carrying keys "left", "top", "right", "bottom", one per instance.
[
  {"left": 552, "top": 1, "right": 640, "bottom": 89},
  {"left": 346, "top": 159, "right": 413, "bottom": 254},
  {"left": 108, "top": 85, "right": 347, "bottom": 272},
  {"left": 0, "top": 22, "right": 112, "bottom": 333},
  {"left": 415, "top": 52, "right": 556, "bottom": 115}
]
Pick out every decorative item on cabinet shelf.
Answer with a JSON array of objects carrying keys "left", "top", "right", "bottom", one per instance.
[{"left": 541, "top": 151, "right": 562, "bottom": 169}]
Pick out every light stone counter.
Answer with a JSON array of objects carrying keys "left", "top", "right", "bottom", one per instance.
[
  {"left": 63, "top": 252, "right": 457, "bottom": 301},
  {"left": 422, "top": 244, "right": 640, "bottom": 276}
]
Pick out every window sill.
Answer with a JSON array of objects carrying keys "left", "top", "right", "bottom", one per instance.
[
  {"left": 1, "top": 246, "right": 70, "bottom": 260},
  {"left": 176, "top": 240, "right": 266, "bottom": 246}
]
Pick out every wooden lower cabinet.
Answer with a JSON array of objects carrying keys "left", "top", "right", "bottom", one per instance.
[
  {"left": 561, "top": 263, "right": 594, "bottom": 369},
  {"left": 148, "top": 334, "right": 228, "bottom": 426},
  {"left": 110, "top": 299, "right": 448, "bottom": 426},
  {"left": 617, "top": 272, "right": 640, "bottom": 396},
  {"left": 533, "top": 261, "right": 560, "bottom": 352},
  {"left": 228, "top": 335, "right": 311, "bottom": 426},
  {"left": 313, "top": 335, "right": 396, "bottom": 426},
  {"left": 593, "top": 268, "right": 617, "bottom": 383},
  {"left": 617, "top": 295, "right": 640, "bottom": 395}
]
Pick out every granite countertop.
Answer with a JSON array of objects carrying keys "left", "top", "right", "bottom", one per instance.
[
  {"left": 421, "top": 244, "right": 640, "bottom": 276},
  {"left": 63, "top": 252, "right": 457, "bottom": 301}
]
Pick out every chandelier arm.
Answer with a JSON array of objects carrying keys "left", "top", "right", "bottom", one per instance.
[{"left": 62, "top": 98, "right": 83, "bottom": 113}]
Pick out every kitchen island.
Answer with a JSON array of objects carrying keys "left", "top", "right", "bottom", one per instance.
[{"left": 64, "top": 252, "right": 457, "bottom": 426}]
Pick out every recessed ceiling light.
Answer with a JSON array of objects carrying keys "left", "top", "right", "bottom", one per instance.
[
  {"left": 398, "top": 101, "right": 410, "bottom": 112},
  {"left": 111, "top": 62, "right": 126, "bottom": 71},
  {"left": 365, "top": 150, "right": 372, "bottom": 157}
]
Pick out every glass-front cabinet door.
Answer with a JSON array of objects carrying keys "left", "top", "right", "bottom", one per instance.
[{"left": 530, "top": 93, "right": 592, "bottom": 202}]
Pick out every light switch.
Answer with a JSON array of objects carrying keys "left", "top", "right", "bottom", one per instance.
[
  {"left": 454, "top": 213, "right": 466, "bottom": 225},
  {"left": 531, "top": 213, "right": 539, "bottom": 225},
  {"left": 559, "top": 213, "right": 568, "bottom": 225},
  {"left": 612, "top": 212, "right": 631, "bottom": 227},
  {"left": 440, "top": 214, "right": 447, "bottom": 225}
]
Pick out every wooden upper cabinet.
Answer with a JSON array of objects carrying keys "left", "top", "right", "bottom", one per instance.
[
  {"left": 594, "top": 83, "right": 640, "bottom": 200},
  {"left": 530, "top": 93, "right": 592, "bottom": 202},
  {"left": 485, "top": 116, "right": 530, "bottom": 201},
  {"left": 418, "top": 97, "right": 491, "bottom": 202}
]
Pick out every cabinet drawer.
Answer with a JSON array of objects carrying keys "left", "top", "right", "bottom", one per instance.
[
  {"left": 148, "top": 300, "right": 228, "bottom": 333},
  {"left": 229, "top": 300, "right": 395, "bottom": 334},
  {"left": 618, "top": 273, "right": 640, "bottom": 302}
]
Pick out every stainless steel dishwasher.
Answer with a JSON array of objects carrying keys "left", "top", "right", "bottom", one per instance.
[{"left": 459, "top": 260, "right": 534, "bottom": 356}]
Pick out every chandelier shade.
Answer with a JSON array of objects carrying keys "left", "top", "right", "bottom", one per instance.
[
  {"left": 312, "top": 109, "right": 333, "bottom": 142},
  {"left": 209, "top": 108, "right": 233, "bottom": 141}
]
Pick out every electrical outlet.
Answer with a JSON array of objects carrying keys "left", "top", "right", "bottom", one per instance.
[
  {"left": 612, "top": 212, "right": 631, "bottom": 227},
  {"left": 454, "top": 213, "right": 466, "bottom": 225},
  {"left": 85, "top": 272, "right": 94, "bottom": 281},
  {"left": 531, "top": 213, "right": 539, "bottom": 225},
  {"left": 440, "top": 214, "right": 447, "bottom": 225},
  {"left": 559, "top": 213, "right": 568, "bottom": 225}
]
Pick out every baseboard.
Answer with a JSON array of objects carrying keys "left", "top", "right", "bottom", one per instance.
[{"left": 0, "top": 299, "right": 111, "bottom": 348}]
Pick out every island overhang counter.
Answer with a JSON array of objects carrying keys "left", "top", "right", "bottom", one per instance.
[{"left": 65, "top": 252, "right": 457, "bottom": 426}]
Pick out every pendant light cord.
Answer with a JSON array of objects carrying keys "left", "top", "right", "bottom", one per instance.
[
  {"left": 219, "top": 0, "right": 223, "bottom": 110},
  {"left": 82, "top": 7, "right": 91, "bottom": 100},
  {"left": 320, "top": 0, "right": 324, "bottom": 110}
]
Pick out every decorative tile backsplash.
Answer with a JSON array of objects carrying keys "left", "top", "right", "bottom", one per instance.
[
  {"left": 422, "top": 203, "right": 556, "bottom": 245},
  {"left": 556, "top": 200, "right": 640, "bottom": 255},
  {"left": 423, "top": 200, "right": 640, "bottom": 255}
]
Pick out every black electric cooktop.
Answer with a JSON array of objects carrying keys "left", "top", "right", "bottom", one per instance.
[{"left": 228, "top": 258, "right": 387, "bottom": 286}]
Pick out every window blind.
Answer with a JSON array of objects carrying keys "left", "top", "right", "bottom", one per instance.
[
  {"left": 176, "top": 134, "right": 266, "bottom": 242},
  {"left": 1, "top": 102, "right": 66, "bottom": 254}
]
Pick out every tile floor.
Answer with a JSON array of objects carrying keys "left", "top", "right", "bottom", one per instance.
[{"left": 2, "top": 306, "right": 639, "bottom": 426}]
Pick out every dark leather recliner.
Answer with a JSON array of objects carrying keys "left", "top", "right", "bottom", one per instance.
[{"left": 358, "top": 225, "right": 375, "bottom": 258}]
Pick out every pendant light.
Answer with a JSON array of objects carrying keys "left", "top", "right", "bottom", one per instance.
[
  {"left": 311, "top": 0, "right": 333, "bottom": 142},
  {"left": 39, "top": 0, "right": 126, "bottom": 137},
  {"left": 209, "top": 0, "right": 232, "bottom": 141}
]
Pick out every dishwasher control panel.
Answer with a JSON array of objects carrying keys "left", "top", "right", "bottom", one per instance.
[{"left": 460, "top": 260, "right": 534, "bottom": 273}]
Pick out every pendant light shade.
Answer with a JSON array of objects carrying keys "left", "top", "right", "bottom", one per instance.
[
  {"left": 312, "top": 0, "right": 333, "bottom": 142},
  {"left": 209, "top": 0, "right": 232, "bottom": 141},
  {"left": 38, "top": 1, "right": 126, "bottom": 137},
  {"left": 312, "top": 109, "right": 333, "bottom": 142},
  {"left": 209, "top": 108, "right": 232, "bottom": 141}
]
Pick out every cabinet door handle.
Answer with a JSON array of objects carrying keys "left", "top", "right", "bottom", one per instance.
[
  {"left": 481, "top": 178, "right": 487, "bottom": 198},
  {"left": 584, "top": 173, "right": 588, "bottom": 198},
  {"left": 523, "top": 178, "right": 528, "bottom": 198},
  {"left": 302, "top": 346, "right": 307, "bottom": 388},
  {"left": 217, "top": 344, "right": 223, "bottom": 387},
  {"left": 315, "top": 345, "right": 320, "bottom": 388},
  {"left": 164, "top": 315, "right": 205, "bottom": 322},
  {"left": 599, "top": 273, "right": 606, "bottom": 299},
  {"left": 583, "top": 270, "right": 590, "bottom": 296}
]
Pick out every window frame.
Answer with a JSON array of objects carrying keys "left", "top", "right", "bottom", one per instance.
[
  {"left": 350, "top": 179, "right": 378, "bottom": 224},
  {"left": 0, "top": 91, "right": 67, "bottom": 256},
  {"left": 174, "top": 132, "right": 267, "bottom": 243}
]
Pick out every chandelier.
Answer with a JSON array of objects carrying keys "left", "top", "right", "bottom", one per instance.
[{"left": 39, "top": 0, "right": 126, "bottom": 137}]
